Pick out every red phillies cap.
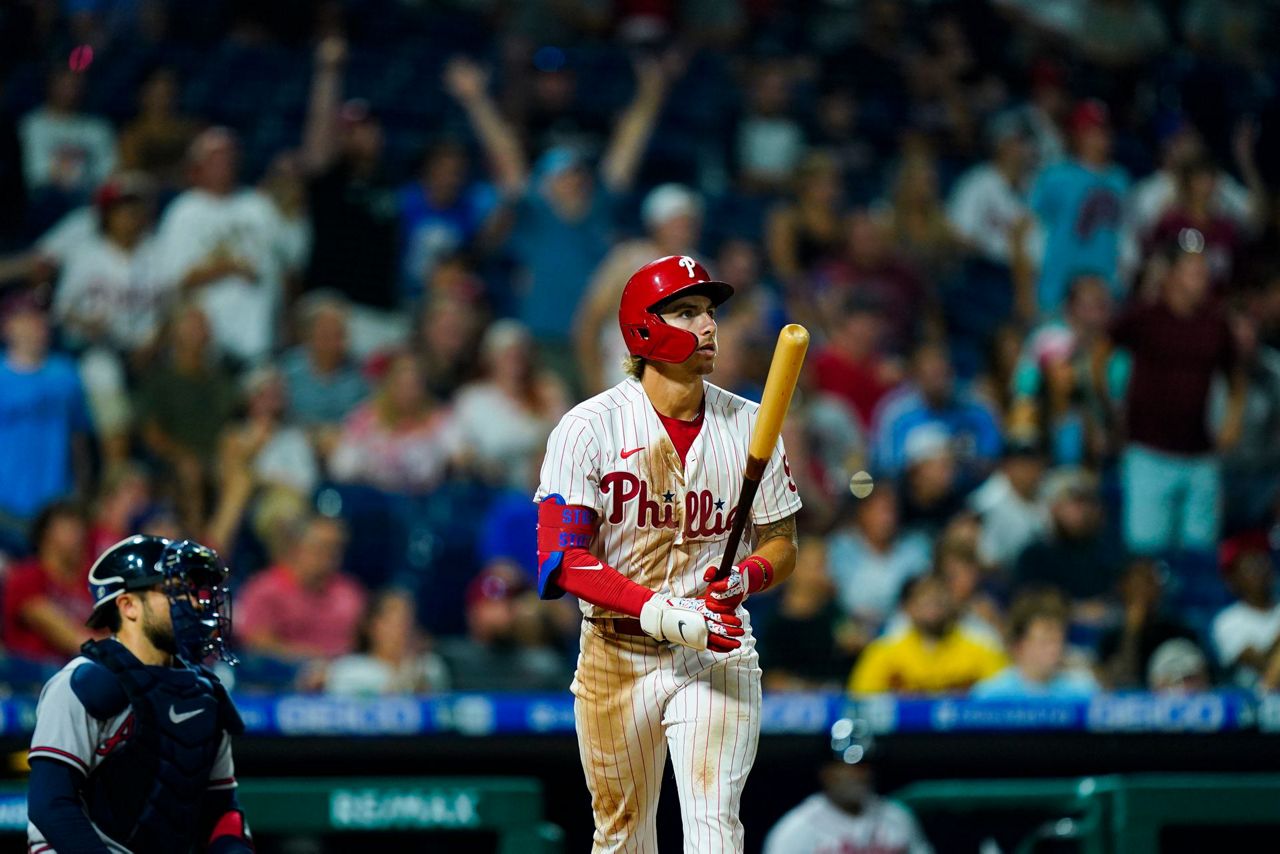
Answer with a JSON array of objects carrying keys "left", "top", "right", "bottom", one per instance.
[
  {"left": 465, "top": 567, "right": 529, "bottom": 608},
  {"left": 1070, "top": 99, "right": 1110, "bottom": 135},
  {"left": 1220, "top": 530, "right": 1272, "bottom": 574}
]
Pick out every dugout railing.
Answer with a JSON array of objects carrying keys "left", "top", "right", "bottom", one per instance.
[{"left": 893, "top": 773, "right": 1280, "bottom": 854}]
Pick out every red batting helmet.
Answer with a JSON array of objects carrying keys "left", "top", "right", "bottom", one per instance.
[{"left": 619, "top": 255, "right": 734, "bottom": 363}]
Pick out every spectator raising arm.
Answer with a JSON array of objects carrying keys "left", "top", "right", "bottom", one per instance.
[
  {"left": 301, "top": 36, "right": 348, "bottom": 175},
  {"left": 444, "top": 57, "right": 528, "bottom": 197},
  {"left": 1231, "top": 118, "right": 1268, "bottom": 234},
  {"left": 599, "top": 52, "right": 683, "bottom": 194}
]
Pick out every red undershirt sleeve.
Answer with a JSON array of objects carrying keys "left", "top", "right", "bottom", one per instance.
[{"left": 556, "top": 549, "right": 655, "bottom": 618}]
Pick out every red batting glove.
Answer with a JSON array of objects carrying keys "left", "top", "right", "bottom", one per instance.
[{"left": 702, "top": 556, "right": 773, "bottom": 614}]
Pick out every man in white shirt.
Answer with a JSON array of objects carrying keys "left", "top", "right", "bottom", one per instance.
[
  {"left": 1212, "top": 531, "right": 1280, "bottom": 689},
  {"left": 54, "top": 172, "right": 167, "bottom": 355},
  {"left": 968, "top": 441, "right": 1048, "bottom": 570},
  {"left": 19, "top": 67, "right": 116, "bottom": 201},
  {"left": 764, "top": 719, "right": 932, "bottom": 854},
  {"left": 152, "top": 128, "right": 292, "bottom": 363},
  {"left": 947, "top": 111, "right": 1042, "bottom": 272},
  {"left": 1129, "top": 118, "right": 1263, "bottom": 240}
]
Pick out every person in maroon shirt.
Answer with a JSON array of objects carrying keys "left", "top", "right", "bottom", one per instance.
[
  {"left": 811, "top": 210, "right": 933, "bottom": 356},
  {"left": 2, "top": 500, "right": 98, "bottom": 661},
  {"left": 811, "top": 297, "right": 904, "bottom": 430},
  {"left": 1144, "top": 157, "right": 1240, "bottom": 294},
  {"left": 1108, "top": 238, "right": 1245, "bottom": 555}
]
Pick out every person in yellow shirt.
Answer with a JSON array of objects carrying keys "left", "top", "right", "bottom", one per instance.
[{"left": 849, "top": 573, "right": 1006, "bottom": 694}]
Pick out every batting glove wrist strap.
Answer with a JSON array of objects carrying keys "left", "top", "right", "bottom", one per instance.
[{"left": 740, "top": 555, "right": 774, "bottom": 593}]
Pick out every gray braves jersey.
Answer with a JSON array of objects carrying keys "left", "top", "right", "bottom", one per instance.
[{"left": 27, "top": 656, "right": 236, "bottom": 852}]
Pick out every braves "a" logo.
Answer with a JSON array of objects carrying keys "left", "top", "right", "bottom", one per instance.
[{"left": 96, "top": 713, "right": 134, "bottom": 756}]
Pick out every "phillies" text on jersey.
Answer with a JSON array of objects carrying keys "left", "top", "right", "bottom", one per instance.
[{"left": 600, "top": 471, "right": 736, "bottom": 538}]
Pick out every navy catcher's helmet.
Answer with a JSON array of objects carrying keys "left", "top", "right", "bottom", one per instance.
[
  {"left": 86, "top": 535, "right": 171, "bottom": 629},
  {"left": 86, "top": 535, "right": 237, "bottom": 664}
]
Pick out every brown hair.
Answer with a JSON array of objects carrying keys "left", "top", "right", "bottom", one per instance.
[
  {"left": 1005, "top": 588, "right": 1070, "bottom": 646},
  {"left": 623, "top": 354, "right": 646, "bottom": 380}
]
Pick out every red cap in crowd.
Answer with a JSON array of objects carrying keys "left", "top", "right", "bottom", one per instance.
[
  {"left": 1070, "top": 99, "right": 1110, "bottom": 135},
  {"left": 465, "top": 567, "right": 529, "bottom": 609},
  {"left": 1219, "top": 530, "right": 1272, "bottom": 575}
]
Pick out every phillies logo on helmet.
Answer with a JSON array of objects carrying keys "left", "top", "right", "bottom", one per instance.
[
  {"left": 618, "top": 255, "right": 734, "bottom": 364},
  {"left": 600, "top": 472, "right": 737, "bottom": 539}
]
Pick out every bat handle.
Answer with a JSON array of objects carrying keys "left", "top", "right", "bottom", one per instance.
[{"left": 713, "top": 477, "right": 760, "bottom": 582}]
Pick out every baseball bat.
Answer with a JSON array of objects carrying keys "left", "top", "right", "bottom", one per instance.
[{"left": 713, "top": 323, "right": 809, "bottom": 581}]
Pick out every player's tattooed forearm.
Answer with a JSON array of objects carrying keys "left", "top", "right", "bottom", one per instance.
[{"left": 754, "top": 514, "right": 797, "bottom": 547}]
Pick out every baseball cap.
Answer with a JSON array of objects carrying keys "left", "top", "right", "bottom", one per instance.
[
  {"left": 465, "top": 567, "right": 530, "bottom": 609},
  {"left": 1069, "top": 99, "right": 1110, "bottom": 135},
  {"left": 94, "top": 171, "right": 153, "bottom": 213},
  {"left": 1219, "top": 529, "right": 1272, "bottom": 575},
  {"left": 1039, "top": 466, "right": 1099, "bottom": 504},
  {"left": 985, "top": 110, "right": 1032, "bottom": 149},
  {"left": 903, "top": 423, "right": 953, "bottom": 466},
  {"left": 1029, "top": 324, "right": 1077, "bottom": 367},
  {"left": 641, "top": 183, "right": 702, "bottom": 229},
  {"left": 1147, "top": 638, "right": 1207, "bottom": 688},
  {"left": 480, "top": 318, "right": 532, "bottom": 359},
  {"left": 534, "top": 146, "right": 587, "bottom": 182}
]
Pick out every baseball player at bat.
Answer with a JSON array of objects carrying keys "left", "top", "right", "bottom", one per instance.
[{"left": 535, "top": 254, "right": 801, "bottom": 852}]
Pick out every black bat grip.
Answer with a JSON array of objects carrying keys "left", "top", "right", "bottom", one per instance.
[{"left": 714, "top": 475, "right": 761, "bottom": 581}]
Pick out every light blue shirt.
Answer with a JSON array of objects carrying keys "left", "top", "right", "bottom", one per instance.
[
  {"left": 509, "top": 188, "right": 616, "bottom": 339},
  {"left": 0, "top": 353, "right": 91, "bottom": 518},
  {"left": 1031, "top": 159, "right": 1130, "bottom": 315},
  {"left": 826, "top": 528, "right": 933, "bottom": 625},
  {"left": 971, "top": 666, "right": 1099, "bottom": 699},
  {"left": 870, "top": 387, "right": 1003, "bottom": 479}
]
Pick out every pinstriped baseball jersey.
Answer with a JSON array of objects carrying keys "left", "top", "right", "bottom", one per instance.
[
  {"left": 537, "top": 374, "right": 800, "bottom": 853},
  {"left": 535, "top": 376, "right": 802, "bottom": 617}
]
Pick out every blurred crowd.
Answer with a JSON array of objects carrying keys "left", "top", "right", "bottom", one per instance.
[{"left": 4, "top": 0, "right": 1280, "bottom": 700}]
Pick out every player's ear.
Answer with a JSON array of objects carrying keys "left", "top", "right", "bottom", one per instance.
[{"left": 116, "top": 591, "right": 141, "bottom": 624}]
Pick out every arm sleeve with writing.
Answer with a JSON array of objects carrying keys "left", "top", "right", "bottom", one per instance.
[
  {"left": 750, "top": 434, "right": 803, "bottom": 526},
  {"left": 534, "top": 415, "right": 603, "bottom": 514}
]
